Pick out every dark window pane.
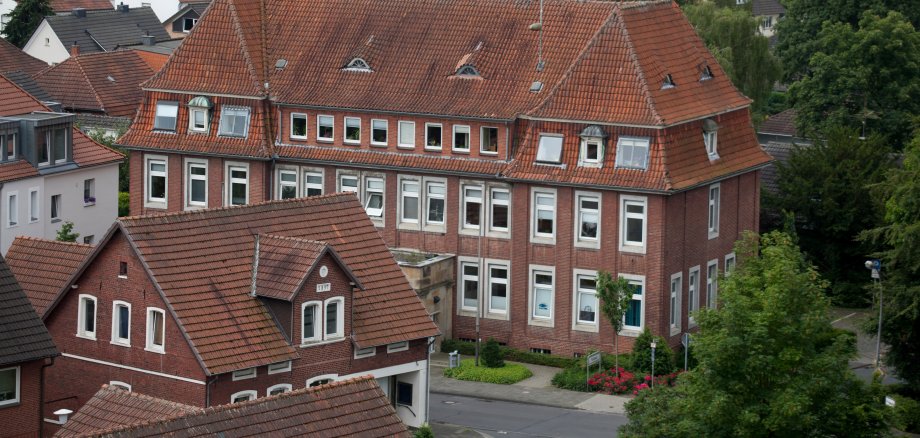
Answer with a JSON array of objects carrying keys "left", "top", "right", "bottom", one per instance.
[
  {"left": 303, "top": 306, "right": 314, "bottom": 339},
  {"left": 492, "top": 205, "right": 508, "bottom": 229},
  {"left": 191, "top": 179, "right": 206, "bottom": 203},
  {"left": 118, "top": 305, "right": 129, "bottom": 339},
  {"left": 326, "top": 302, "right": 337, "bottom": 335},
  {"left": 465, "top": 201, "right": 481, "bottom": 226},
  {"left": 292, "top": 116, "right": 307, "bottom": 137},
  {"left": 428, "top": 198, "right": 444, "bottom": 223},
  {"left": 625, "top": 299, "right": 641, "bottom": 327},
  {"left": 84, "top": 300, "right": 95, "bottom": 332},
  {"left": 281, "top": 185, "right": 297, "bottom": 199},
  {"left": 626, "top": 217, "right": 643, "bottom": 243}
]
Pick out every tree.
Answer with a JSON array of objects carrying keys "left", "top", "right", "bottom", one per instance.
[
  {"left": 682, "top": 2, "right": 782, "bottom": 117},
  {"left": 619, "top": 232, "right": 888, "bottom": 437},
  {"left": 787, "top": 11, "right": 920, "bottom": 146},
  {"left": 765, "top": 126, "right": 894, "bottom": 306},
  {"left": 56, "top": 221, "right": 80, "bottom": 242},
  {"left": 629, "top": 328, "right": 675, "bottom": 376},
  {"left": 1, "top": 0, "right": 53, "bottom": 48},
  {"left": 596, "top": 271, "right": 632, "bottom": 375}
]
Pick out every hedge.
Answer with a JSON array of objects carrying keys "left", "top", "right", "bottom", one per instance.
[
  {"left": 440, "top": 339, "right": 578, "bottom": 369},
  {"left": 443, "top": 359, "right": 533, "bottom": 384}
]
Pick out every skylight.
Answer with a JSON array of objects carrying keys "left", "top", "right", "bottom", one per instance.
[
  {"left": 344, "top": 58, "right": 372, "bottom": 72},
  {"left": 536, "top": 135, "right": 563, "bottom": 164},
  {"left": 700, "top": 65, "right": 713, "bottom": 81},
  {"left": 661, "top": 74, "right": 676, "bottom": 90}
]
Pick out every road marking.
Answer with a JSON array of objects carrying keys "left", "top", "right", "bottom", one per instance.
[{"left": 832, "top": 312, "right": 857, "bottom": 324}]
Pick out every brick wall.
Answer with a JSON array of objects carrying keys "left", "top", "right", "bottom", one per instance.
[{"left": 0, "top": 359, "right": 45, "bottom": 438}]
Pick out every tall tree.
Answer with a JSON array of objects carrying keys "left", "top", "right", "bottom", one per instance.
[
  {"left": 765, "top": 126, "right": 894, "bottom": 306},
  {"left": 787, "top": 11, "right": 920, "bottom": 147},
  {"left": 1, "top": 0, "right": 53, "bottom": 48},
  {"left": 595, "top": 271, "right": 632, "bottom": 375},
  {"left": 619, "top": 232, "right": 888, "bottom": 437}
]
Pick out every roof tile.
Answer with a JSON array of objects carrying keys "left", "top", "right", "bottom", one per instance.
[
  {"left": 6, "top": 237, "right": 94, "bottom": 316},
  {"left": 0, "top": 253, "right": 59, "bottom": 367}
]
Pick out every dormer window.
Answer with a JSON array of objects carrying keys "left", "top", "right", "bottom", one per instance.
[
  {"left": 0, "top": 123, "right": 18, "bottom": 162},
  {"left": 187, "top": 96, "right": 211, "bottom": 133},
  {"left": 344, "top": 58, "right": 372, "bottom": 72},
  {"left": 614, "top": 136, "right": 650, "bottom": 170},
  {"left": 661, "top": 74, "right": 676, "bottom": 90},
  {"left": 536, "top": 134, "right": 563, "bottom": 164},
  {"left": 703, "top": 118, "right": 719, "bottom": 160},
  {"left": 578, "top": 125, "right": 607, "bottom": 168},
  {"left": 37, "top": 126, "right": 69, "bottom": 167},
  {"left": 218, "top": 106, "right": 250, "bottom": 138},
  {"left": 700, "top": 65, "right": 713, "bottom": 81},
  {"left": 456, "top": 64, "right": 480, "bottom": 78},
  {"left": 154, "top": 101, "right": 178, "bottom": 131}
]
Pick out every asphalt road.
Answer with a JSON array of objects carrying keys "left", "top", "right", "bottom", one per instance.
[{"left": 430, "top": 393, "right": 628, "bottom": 438}]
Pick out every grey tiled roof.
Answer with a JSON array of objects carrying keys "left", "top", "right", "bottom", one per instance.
[
  {"left": 0, "top": 71, "right": 53, "bottom": 102},
  {"left": 0, "top": 254, "right": 59, "bottom": 367},
  {"left": 753, "top": 0, "right": 785, "bottom": 16},
  {"left": 45, "top": 7, "right": 170, "bottom": 56},
  {"left": 760, "top": 141, "right": 796, "bottom": 194}
]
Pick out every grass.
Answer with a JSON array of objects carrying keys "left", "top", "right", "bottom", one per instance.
[{"left": 443, "top": 358, "right": 533, "bottom": 384}]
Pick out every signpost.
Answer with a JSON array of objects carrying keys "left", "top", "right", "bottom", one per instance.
[
  {"left": 585, "top": 351, "right": 602, "bottom": 389},
  {"left": 681, "top": 333, "right": 691, "bottom": 371}
]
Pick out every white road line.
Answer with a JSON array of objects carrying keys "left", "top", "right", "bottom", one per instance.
[{"left": 832, "top": 312, "right": 857, "bottom": 324}]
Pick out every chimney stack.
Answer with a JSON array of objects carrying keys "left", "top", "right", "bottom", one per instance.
[
  {"left": 118, "top": 2, "right": 129, "bottom": 13},
  {"left": 70, "top": 41, "right": 80, "bottom": 57},
  {"left": 72, "top": 8, "right": 86, "bottom": 18},
  {"left": 141, "top": 35, "right": 155, "bottom": 46}
]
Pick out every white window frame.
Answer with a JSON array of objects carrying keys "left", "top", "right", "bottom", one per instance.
[
  {"left": 725, "top": 252, "right": 736, "bottom": 275},
  {"left": 317, "top": 115, "right": 334, "bottom": 141},
  {"left": 323, "top": 297, "right": 345, "bottom": 340},
  {"left": 528, "top": 265, "right": 555, "bottom": 327},
  {"left": 530, "top": 188, "right": 556, "bottom": 244},
  {"left": 225, "top": 162, "right": 249, "bottom": 206},
  {"left": 487, "top": 186, "right": 511, "bottom": 237},
  {"left": 579, "top": 137, "right": 604, "bottom": 167},
  {"left": 486, "top": 261, "right": 509, "bottom": 317},
  {"left": 337, "top": 171, "right": 359, "bottom": 195},
  {"left": 290, "top": 112, "right": 308, "bottom": 140},
  {"left": 109, "top": 381, "right": 131, "bottom": 391},
  {"left": 230, "top": 390, "right": 257, "bottom": 403},
  {"left": 621, "top": 273, "right": 645, "bottom": 334},
  {"left": 6, "top": 191, "right": 17, "bottom": 227},
  {"left": 704, "top": 130, "right": 719, "bottom": 159},
  {"left": 708, "top": 183, "right": 720, "bottom": 239},
  {"left": 111, "top": 300, "right": 131, "bottom": 347},
  {"left": 267, "top": 361, "right": 291, "bottom": 374},
  {"left": 459, "top": 182, "right": 484, "bottom": 234},
  {"left": 614, "top": 136, "right": 650, "bottom": 170},
  {"left": 144, "top": 155, "right": 168, "bottom": 208},
  {"left": 76, "top": 294, "right": 97, "bottom": 340},
  {"left": 480, "top": 126, "right": 499, "bottom": 155},
  {"left": 184, "top": 158, "right": 208, "bottom": 209},
  {"left": 424, "top": 123, "right": 442, "bottom": 150},
  {"left": 572, "top": 269, "right": 599, "bottom": 332},
  {"left": 0, "top": 366, "right": 20, "bottom": 407},
  {"left": 277, "top": 167, "right": 299, "bottom": 200},
  {"left": 363, "top": 176, "right": 385, "bottom": 221},
  {"left": 189, "top": 107, "right": 208, "bottom": 133},
  {"left": 398, "top": 121, "right": 416, "bottom": 149},
  {"left": 387, "top": 341, "right": 409, "bottom": 353},
  {"left": 306, "top": 374, "right": 338, "bottom": 387},
  {"left": 452, "top": 124, "right": 471, "bottom": 152},
  {"left": 398, "top": 176, "right": 421, "bottom": 226},
  {"left": 619, "top": 195, "right": 647, "bottom": 254},
  {"left": 50, "top": 194, "right": 61, "bottom": 221},
  {"left": 28, "top": 188, "right": 39, "bottom": 223},
  {"left": 371, "top": 119, "right": 388, "bottom": 146},
  {"left": 83, "top": 178, "right": 95, "bottom": 206},
  {"left": 217, "top": 106, "right": 251, "bottom": 138},
  {"left": 232, "top": 367, "right": 257, "bottom": 381},
  {"left": 669, "top": 273, "right": 682, "bottom": 336},
  {"left": 145, "top": 307, "right": 166, "bottom": 354},
  {"left": 688, "top": 265, "right": 700, "bottom": 327},
  {"left": 458, "top": 258, "right": 480, "bottom": 314},
  {"left": 303, "top": 168, "right": 324, "bottom": 197},
  {"left": 153, "top": 101, "right": 178, "bottom": 132},
  {"left": 574, "top": 191, "right": 601, "bottom": 248},
  {"left": 423, "top": 178, "right": 447, "bottom": 232},
  {"left": 354, "top": 346, "right": 376, "bottom": 358},
  {"left": 267, "top": 384, "right": 292, "bottom": 396},
  {"left": 706, "top": 260, "right": 718, "bottom": 309},
  {"left": 301, "top": 301, "right": 321, "bottom": 344},
  {"left": 535, "top": 134, "right": 564, "bottom": 164},
  {"left": 344, "top": 117, "right": 361, "bottom": 145}
]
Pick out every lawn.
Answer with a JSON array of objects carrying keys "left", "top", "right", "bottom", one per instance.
[{"left": 443, "top": 358, "right": 533, "bottom": 384}]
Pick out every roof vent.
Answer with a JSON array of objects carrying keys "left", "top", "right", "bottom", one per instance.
[
  {"left": 661, "top": 74, "right": 676, "bottom": 90},
  {"left": 141, "top": 35, "right": 155, "bottom": 46},
  {"left": 72, "top": 8, "right": 86, "bottom": 18},
  {"left": 530, "top": 81, "right": 543, "bottom": 93},
  {"left": 118, "top": 2, "right": 129, "bottom": 12},
  {"left": 274, "top": 59, "right": 288, "bottom": 70},
  {"left": 456, "top": 64, "right": 480, "bottom": 78},
  {"left": 344, "top": 57, "right": 371, "bottom": 72},
  {"left": 106, "top": 75, "right": 115, "bottom": 82},
  {"left": 700, "top": 65, "right": 713, "bottom": 81}
]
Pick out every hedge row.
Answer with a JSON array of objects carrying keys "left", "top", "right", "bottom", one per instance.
[{"left": 441, "top": 339, "right": 578, "bottom": 368}]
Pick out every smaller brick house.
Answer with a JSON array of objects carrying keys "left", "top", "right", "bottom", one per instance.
[
  {"left": 8, "top": 194, "right": 439, "bottom": 428},
  {"left": 0, "top": 253, "right": 60, "bottom": 438}
]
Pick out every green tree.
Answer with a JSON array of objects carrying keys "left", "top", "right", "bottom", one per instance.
[
  {"left": 682, "top": 2, "right": 782, "bottom": 117},
  {"left": 56, "top": 221, "right": 80, "bottom": 242},
  {"left": 765, "top": 126, "right": 894, "bottom": 306},
  {"left": 481, "top": 338, "right": 504, "bottom": 368},
  {"left": 595, "top": 271, "right": 632, "bottom": 375},
  {"left": 1, "top": 0, "right": 53, "bottom": 48},
  {"left": 787, "top": 11, "right": 920, "bottom": 146},
  {"left": 629, "top": 328, "right": 675, "bottom": 376},
  {"left": 619, "top": 232, "right": 888, "bottom": 437}
]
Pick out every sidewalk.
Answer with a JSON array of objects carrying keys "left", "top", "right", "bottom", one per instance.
[
  {"left": 829, "top": 308, "right": 902, "bottom": 385},
  {"left": 429, "top": 352, "right": 629, "bottom": 415}
]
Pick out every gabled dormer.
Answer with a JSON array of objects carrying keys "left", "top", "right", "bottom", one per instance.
[{"left": 2, "top": 112, "right": 75, "bottom": 170}]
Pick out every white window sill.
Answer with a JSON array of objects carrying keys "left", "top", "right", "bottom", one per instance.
[
  {"left": 485, "top": 311, "right": 508, "bottom": 321},
  {"left": 290, "top": 136, "right": 308, "bottom": 141},
  {"left": 344, "top": 141, "right": 361, "bottom": 146},
  {"left": 422, "top": 225, "right": 446, "bottom": 234},
  {"left": 110, "top": 340, "right": 131, "bottom": 348},
  {"left": 620, "top": 329, "right": 642, "bottom": 338},
  {"left": 144, "top": 202, "right": 167, "bottom": 209},
  {"left": 317, "top": 138, "right": 334, "bottom": 143},
  {"left": 50, "top": 218, "right": 62, "bottom": 223},
  {"left": 457, "top": 309, "right": 478, "bottom": 318},
  {"left": 575, "top": 240, "right": 601, "bottom": 250},
  {"left": 708, "top": 231, "right": 719, "bottom": 240},
  {"left": 479, "top": 150, "right": 499, "bottom": 156},
  {"left": 451, "top": 148, "right": 471, "bottom": 154},
  {"left": 578, "top": 161, "right": 603, "bottom": 168},
  {"left": 144, "top": 347, "right": 166, "bottom": 355},
  {"left": 83, "top": 202, "right": 95, "bottom": 207},
  {"left": 424, "top": 146, "right": 442, "bottom": 151},
  {"left": 397, "top": 222, "right": 421, "bottom": 232},
  {"left": 370, "top": 142, "right": 388, "bottom": 148},
  {"left": 485, "top": 230, "right": 511, "bottom": 239},
  {"left": 619, "top": 244, "right": 646, "bottom": 255},
  {"left": 530, "top": 236, "right": 556, "bottom": 246},
  {"left": 184, "top": 205, "right": 207, "bottom": 211},
  {"left": 458, "top": 227, "right": 482, "bottom": 237},
  {"left": 29, "top": 220, "right": 38, "bottom": 224},
  {"left": 670, "top": 326, "right": 682, "bottom": 337},
  {"left": 572, "top": 323, "right": 599, "bottom": 333},
  {"left": 398, "top": 144, "right": 415, "bottom": 150},
  {"left": 387, "top": 346, "right": 409, "bottom": 354},
  {"left": 76, "top": 333, "right": 96, "bottom": 341},
  {"left": 300, "top": 337, "right": 347, "bottom": 348},
  {"left": 118, "top": 275, "right": 127, "bottom": 279},
  {"left": 528, "top": 318, "right": 554, "bottom": 328},
  {"left": 355, "top": 353, "right": 376, "bottom": 359}
]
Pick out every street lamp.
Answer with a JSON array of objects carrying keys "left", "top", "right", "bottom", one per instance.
[
  {"left": 865, "top": 259, "right": 883, "bottom": 370},
  {"left": 650, "top": 341, "right": 657, "bottom": 388}
]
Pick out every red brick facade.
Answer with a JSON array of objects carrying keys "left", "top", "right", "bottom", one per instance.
[{"left": 0, "top": 360, "right": 46, "bottom": 438}]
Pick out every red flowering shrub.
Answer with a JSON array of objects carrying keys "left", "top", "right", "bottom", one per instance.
[{"left": 587, "top": 367, "right": 683, "bottom": 395}]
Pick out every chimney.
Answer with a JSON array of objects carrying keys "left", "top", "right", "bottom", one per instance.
[
  {"left": 54, "top": 409, "right": 73, "bottom": 424},
  {"left": 69, "top": 41, "right": 80, "bottom": 56},
  {"left": 71, "top": 8, "right": 86, "bottom": 18},
  {"left": 118, "top": 2, "right": 129, "bottom": 12},
  {"left": 141, "top": 35, "right": 155, "bottom": 46}
]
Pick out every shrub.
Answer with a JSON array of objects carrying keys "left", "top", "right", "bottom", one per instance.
[
  {"left": 443, "top": 359, "right": 532, "bottom": 384},
  {"left": 629, "top": 328, "right": 675, "bottom": 376},
  {"left": 890, "top": 394, "right": 920, "bottom": 433},
  {"left": 481, "top": 338, "right": 504, "bottom": 368},
  {"left": 118, "top": 192, "right": 130, "bottom": 217},
  {"left": 503, "top": 349, "right": 576, "bottom": 368},
  {"left": 440, "top": 338, "right": 475, "bottom": 355},
  {"left": 413, "top": 424, "right": 434, "bottom": 438},
  {"left": 551, "top": 366, "right": 590, "bottom": 391}
]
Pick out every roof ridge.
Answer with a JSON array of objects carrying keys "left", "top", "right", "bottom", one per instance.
[
  {"left": 98, "top": 384, "right": 201, "bottom": 412},
  {"left": 615, "top": 1, "right": 664, "bottom": 126},
  {"left": 260, "top": 234, "right": 329, "bottom": 246},
  {"left": 226, "top": 0, "right": 266, "bottom": 97},
  {"left": 11, "top": 235, "right": 93, "bottom": 247},
  {"left": 119, "top": 192, "right": 355, "bottom": 223},
  {"left": 71, "top": 56, "right": 106, "bottom": 112}
]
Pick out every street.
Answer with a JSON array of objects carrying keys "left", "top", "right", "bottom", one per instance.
[{"left": 430, "top": 393, "right": 628, "bottom": 438}]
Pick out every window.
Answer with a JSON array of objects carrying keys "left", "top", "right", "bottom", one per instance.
[
  {"left": 480, "top": 127, "right": 498, "bottom": 154},
  {"left": 460, "top": 261, "right": 479, "bottom": 312},
  {"left": 154, "top": 101, "right": 178, "bottom": 131},
  {"left": 145, "top": 156, "right": 167, "bottom": 206},
  {"left": 0, "top": 367, "right": 19, "bottom": 407},
  {"left": 308, "top": 377, "right": 334, "bottom": 387},
  {"left": 725, "top": 253, "right": 736, "bottom": 275},
  {"left": 456, "top": 64, "right": 480, "bottom": 77},
  {"left": 232, "top": 368, "right": 256, "bottom": 381},
  {"left": 345, "top": 58, "right": 371, "bottom": 71},
  {"left": 619, "top": 195, "right": 647, "bottom": 252},
  {"left": 119, "top": 262, "right": 128, "bottom": 278},
  {"left": 324, "top": 297, "right": 344, "bottom": 339},
  {"left": 51, "top": 128, "right": 67, "bottom": 164},
  {"left": 355, "top": 346, "right": 376, "bottom": 358},
  {"left": 622, "top": 275, "right": 645, "bottom": 331},
  {"left": 304, "top": 170, "right": 323, "bottom": 197},
  {"left": 575, "top": 274, "right": 597, "bottom": 325},
  {"left": 453, "top": 125, "right": 470, "bottom": 151},
  {"left": 218, "top": 106, "right": 250, "bottom": 137},
  {"left": 50, "top": 194, "right": 61, "bottom": 220},
  {"left": 267, "top": 361, "right": 291, "bottom": 374},
  {"left": 83, "top": 179, "right": 95, "bottom": 205},
  {"left": 146, "top": 308, "right": 165, "bottom": 353},
  {"left": 344, "top": 117, "right": 361, "bottom": 144},
  {"left": 575, "top": 192, "right": 600, "bottom": 246},
  {"left": 226, "top": 164, "right": 248, "bottom": 206},
  {"left": 83, "top": 235, "right": 94, "bottom": 244},
  {"left": 29, "top": 188, "right": 38, "bottom": 222},
  {"left": 339, "top": 174, "right": 358, "bottom": 193},
  {"left": 531, "top": 189, "right": 556, "bottom": 241},
  {"left": 489, "top": 188, "right": 509, "bottom": 233},
  {"left": 317, "top": 115, "right": 334, "bottom": 141},
  {"left": 186, "top": 160, "right": 207, "bottom": 207},
  {"left": 580, "top": 138, "right": 603, "bottom": 166},
  {"left": 706, "top": 261, "right": 718, "bottom": 309},
  {"left": 425, "top": 123, "right": 442, "bottom": 150},
  {"left": 688, "top": 266, "right": 700, "bottom": 326},
  {"left": 37, "top": 131, "right": 49, "bottom": 165},
  {"left": 182, "top": 17, "right": 197, "bottom": 32},
  {"left": 291, "top": 113, "right": 307, "bottom": 139},
  {"left": 364, "top": 177, "right": 384, "bottom": 219},
  {"left": 762, "top": 15, "right": 773, "bottom": 29},
  {"left": 387, "top": 341, "right": 409, "bottom": 353},
  {"left": 6, "top": 192, "right": 16, "bottom": 227},
  {"left": 614, "top": 137, "right": 650, "bottom": 170},
  {"left": 488, "top": 263, "right": 508, "bottom": 314},
  {"left": 77, "top": 294, "right": 97, "bottom": 339},
  {"left": 396, "top": 381, "right": 413, "bottom": 406},
  {"left": 536, "top": 135, "right": 563, "bottom": 164},
  {"left": 661, "top": 74, "right": 676, "bottom": 89},
  {"left": 530, "top": 267, "right": 554, "bottom": 322},
  {"left": 700, "top": 65, "right": 713, "bottom": 81},
  {"left": 462, "top": 185, "right": 483, "bottom": 230},
  {"left": 371, "top": 119, "right": 387, "bottom": 145},
  {"left": 398, "top": 121, "right": 415, "bottom": 148},
  {"left": 400, "top": 179, "right": 420, "bottom": 224},
  {"left": 279, "top": 169, "right": 298, "bottom": 199},
  {"left": 189, "top": 108, "right": 208, "bottom": 132},
  {"left": 112, "top": 301, "right": 131, "bottom": 346},
  {"left": 301, "top": 301, "right": 320, "bottom": 343},
  {"left": 230, "top": 390, "right": 256, "bottom": 403},
  {"left": 109, "top": 381, "right": 131, "bottom": 391},
  {"left": 670, "top": 274, "right": 682, "bottom": 334},
  {"left": 267, "top": 384, "right": 292, "bottom": 396},
  {"left": 708, "top": 184, "right": 720, "bottom": 238},
  {"left": 425, "top": 180, "right": 446, "bottom": 226},
  {"left": 4, "top": 131, "right": 16, "bottom": 161}
]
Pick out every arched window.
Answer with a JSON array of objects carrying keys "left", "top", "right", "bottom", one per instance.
[
  {"left": 307, "top": 374, "right": 338, "bottom": 387},
  {"left": 267, "top": 384, "right": 292, "bottom": 396},
  {"left": 301, "top": 301, "right": 321, "bottom": 344},
  {"left": 230, "top": 390, "right": 257, "bottom": 403},
  {"left": 455, "top": 64, "right": 480, "bottom": 77},
  {"left": 344, "top": 58, "right": 372, "bottom": 71}
]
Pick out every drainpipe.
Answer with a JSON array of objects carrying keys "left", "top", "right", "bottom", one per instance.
[
  {"left": 425, "top": 336, "right": 437, "bottom": 425},
  {"left": 39, "top": 356, "right": 55, "bottom": 437},
  {"left": 205, "top": 375, "right": 217, "bottom": 407}
]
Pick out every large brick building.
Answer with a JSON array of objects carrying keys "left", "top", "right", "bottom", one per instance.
[
  {"left": 118, "top": 0, "right": 771, "bottom": 356},
  {"left": 7, "top": 195, "right": 439, "bottom": 429}
]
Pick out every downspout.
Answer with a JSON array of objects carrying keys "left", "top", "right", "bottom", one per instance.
[
  {"left": 39, "top": 356, "right": 55, "bottom": 437},
  {"left": 205, "top": 375, "right": 217, "bottom": 407},
  {"left": 425, "top": 336, "right": 437, "bottom": 425}
]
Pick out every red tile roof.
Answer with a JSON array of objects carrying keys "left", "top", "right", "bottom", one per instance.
[
  {"left": 0, "top": 38, "right": 48, "bottom": 76},
  {"left": 0, "top": 253, "right": 59, "bottom": 367},
  {"left": 55, "top": 385, "right": 201, "bottom": 438},
  {"left": 6, "top": 237, "right": 93, "bottom": 317},
  {"left": 51, "top": 0, "right": 114, "bottom": 11},
  {"left": 758, "top": 108, "right": 798, "bottom": 137},
  {"left": 63, "top": 376, "right": 409, "bottom": 438},
  {"left": 255, "top": 235, "right": 361, "bottom": 301}
]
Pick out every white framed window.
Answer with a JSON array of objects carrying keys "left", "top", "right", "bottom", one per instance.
[
  {"left": 425, "top": 123, "right": 442, "bottom": 150},
  {"left": 324, "top": 297, "right": 345, "bottom": 339},
  {"left": 725, "top": 253, "right": 736, "bottom": 275},
  {"left": 28, "top": 188, "right": 38, "bottom": 223},
  {"left": 153, "top": 101, "right": 178, "bottom": 131},
  {"left": 304, "top": 169, "right": 324, "bottom": 197},
  {"left": 387, "top": 341, "right": 409, "bottom": 353},
  {"left": 185, "top": 159, "right": 207, "bottom": 208},
  {"left": 301, "top": 301, "right": 321, "bottom": 343},
  {"left": 111, "top": 300, "right": 131, "bottom": 346},
  {"left": 145, "top": 155, "right": 167, "bottom": 207},
  {"left": 267, "top": 361, "right": 291, "bottom": 374},
  {"left": 452, "top": 125, "right": 470, "bottom": 151},
  {"left": 307, "top": 374, "right": 338, "bottom": 387},
  {"left": 344, "top": 117, "right": 361, "bottom": 144},
  {"left": 371, "top": 119, "right": 388, "bottom": 146},
  {"left": 619, "top": 195, "right": 647, "bottom": 253},
  {"left": 529, "top": 266, "right": 554, "bottom": 326},
  {"left": 487, "top": 262, "right": 509, "bottom": 315},
  {"left": 364, "top": 177, "right": 384, "bottom": 219},
  {"left": 480, "top": 126, "right": 499, "bottom": 154},
  {"left": 708, "top": 184, "right": 720, "bottom": 239},
  {"left": 226, "top": 163, "right": 249, "bottom": 206},
  {"left": 83, "top": 178, "right": 95, "bottom": 205},
  {"left": 688, "top": 265, "right": 700, "bottom": 326},
  {"left": 230, "top": 390, "right": 256, "bottom": 403},
  {"left": 489, "top": 187, "right": 510, "bottom": 234},
  {"left": 109, "top": 381, "right": 131, "bottom": 392},
  {"left": 189, "top": 108, "right": 208, "bottom": 132},
  {"left": 232, "top": 367, "right": 256, "bottom": 381},
  {"left": 621, "top": 274, "right": 645, "bottom": 332},
  {"left": 706, "top": 260, "right": 718, "bottom": 309},
  {"left": 398, "top": 121, "right": 415, "bottom": 149},
  {"left": 579, "top": 137, "right": 604, "bottom": 167},
  {"left": 145, "top": 307, "right": 165, "bottom": 353},
  {"left": 267, "top": 384, "right": 292, "bottom": 396},
  {"left": 536, "top": 134, "right": 563, "bottom": 164},
  {"left": 278, "top": 168, "right": 298, "bottom": 200},
  {"left": 670, "top": 273, "right": 682, "bottom": 335},
  {"left": 77, "top": 294, "right": 97, "bottom": 340},
  {"left": 614, "top": 136, "right": 650, "bottom": 170},
  {"left": 704, "top": 130, "right": 718, "bottom": 159},
  {"left": 317, "top": 115, "right": 334, "bottom": 141},
  {"left": 338, "top": 173, "right": 358, "bottom": 194},
  {"left": 218, "top": 106, "right": 250, "bottom": 137},
  {"left": 573, "top": 271, "right": 598, "bottom": 330},
  {"left": 425, "top": 179, "right": 446, "bottom": 228},
  {"left": 461, "top": 184, "right": 483, "bottom": 231},
  {"left": 182, "top": 17, "right": 197, "bottom": 31},
  {"left": 50, "top": 194, "right": 61, "bottom": 220},
  {"left": 459, "top": 260, "right": 479, "bottom": 312},
  {"left": 84, "top": 235, "right": 94, "bottom": 244},
  {"left": 0, "top": 366, "right": 20, "bottom": 407},
  {"left": 575, "top": 192, "right": 600, "bottom": 247},
  {"left": 6, "top": 192, "right": 17, "bottom": 227},
  {"left": 531, "top": 188, "right": 556, "bottom": 242},
  {"left": 290, "top": 113, "right": 308, "bottom": 139},
  {"left": 355, "top": 346, "right": 376, "bottom": 358},
  {"left": 399, "top": 178, "right": 420, "bottom": 224}
]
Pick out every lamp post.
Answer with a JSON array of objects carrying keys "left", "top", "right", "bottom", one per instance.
[
  {"left": 865, "top": 259, "right": 883, "bottom": 370},
  {"left": 650, "top": 341, "right": 657, "bottom": 388}
]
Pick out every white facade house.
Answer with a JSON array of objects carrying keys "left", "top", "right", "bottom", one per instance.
[
  {"left": 0, "top": 0, "right": 14, "bottom": 32},
  {"left": 20, "top": 20, "right": 67, "bottom": 65},
  {"left": 108, "top": 0, "right": 181, "bottom": 22}
]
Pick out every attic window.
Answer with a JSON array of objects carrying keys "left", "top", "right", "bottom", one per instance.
[
  {"left": 661, "top": 74, "right": 676, "bottom": 90},
  {"left": 700, "top": 65, "right": 713, "bottom": 81},
  {"left": 614, "top": 136, "right": 650, "bottom": 170},
  {"left": 702, "top": 118, "right": 719, "bottom": 160},
  {"left": 456, "top": 64, "right": 480, "bottom": 78},
  {"left": 187, "top": 96, "right": 212, "bottom": 133},
  {"left": 536, "top": 134, "right": 563, "bottom": 164},
  {"left": 578, "top": 125, "right": 607, "bottom": 168},
  {"left": 344, "top": 58, "right": 372, "bottom": 72}
]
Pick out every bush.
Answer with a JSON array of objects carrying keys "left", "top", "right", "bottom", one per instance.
[
  {"left": 444, "top": 359, "right": 532, "bottom": 384},
  {"left": 889, "top": 394, "right": 920, "bottom": 433},
  {"left": 481, "top": 338, "right": 504, "bottom": 368},
  {"left": 551, "top": 366, "right": 590, "bottom": 391},
  {"left": 413, "top": 424, "right": 434, "bottom": 438},
  {"left": 118, "top": 192, "right": 130, "bottom": 217},
  {"left": 440, "top": 338, "right": 577, "bottom": 368},
  {"left": 629, "top": 329, "right": 675, "bottom": 376},
  {"left": 440, "top": 338, "right": 476, "bottom": 355}
]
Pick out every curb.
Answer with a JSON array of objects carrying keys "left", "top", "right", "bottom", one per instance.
[{"left": 431, "top": 388, "right": 583, "bottom": 411}]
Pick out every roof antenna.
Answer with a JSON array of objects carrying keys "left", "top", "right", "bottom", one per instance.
[{"left": 529, "top": 0, "right": 545, "bottom": 72}]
